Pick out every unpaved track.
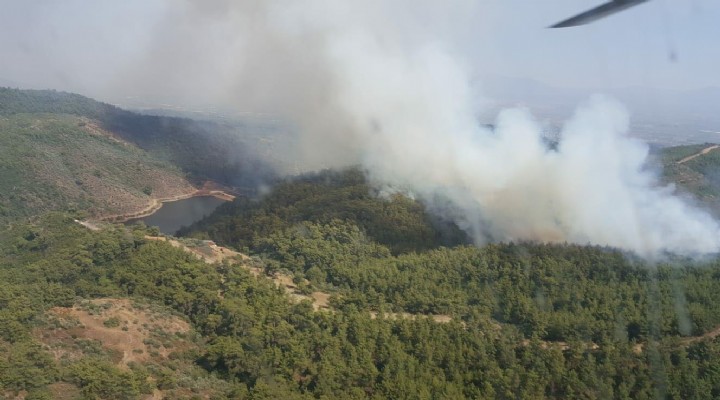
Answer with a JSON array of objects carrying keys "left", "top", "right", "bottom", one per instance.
[
  {"left": 72, "top": 222, "right": 453, "bottom": 322},
  {"left": 682, "top": 325, "right": 720, "bottom": 345},
  {"left": 143, "top": 236, "right": 331, "bottom": 310},
  {"left": 677, "top": 144, "right": 720, "bottom": 164},
  {"left": 143, "top": 235, "right": 450, "bottom": 318}
]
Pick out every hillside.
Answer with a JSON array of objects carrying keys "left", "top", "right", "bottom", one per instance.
[
  {"left": 178, "top": 168, "right": 470, "bottom": 255},
  {"left": 0, "top": 112, "right": 194, "bottom": 222},
  {"left": 5, "top": 211, "right": 720, "bottom": 398},
  {"left": 660, "top": 143, "right": 720, "bottom": 214},
  {"left": 0, "top": 88, "right": 282, "bottom": 223},
  {"left": 6, "top": 87, "right": 720, "bottom": 397},
  {"left": 0, "top": 88, "right": 276, "bottom": 190}
]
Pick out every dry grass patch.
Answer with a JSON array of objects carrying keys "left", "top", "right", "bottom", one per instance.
[{"left": 37, "top": 298, "right": 193, "bottom": 366}]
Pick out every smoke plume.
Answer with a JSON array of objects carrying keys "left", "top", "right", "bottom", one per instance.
[{"left": 14, "top": 1, "right": 720, "bottom": 256}]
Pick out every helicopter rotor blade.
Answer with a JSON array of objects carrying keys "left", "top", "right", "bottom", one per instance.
[{"left": 549, "top": 0, "right": 650, "bottom": 28}]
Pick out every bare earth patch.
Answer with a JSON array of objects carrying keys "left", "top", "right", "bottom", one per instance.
[
  {"left": 369, "top": 311, "right": 453, "bottom": 324},
  {"left": 37, "top": 298, "right": 193, "bottom": 366},
  {"left": 47, "top": 382, "right": 83, "bottom": 400},
  {"left": 79, "top": 118, "right": 132, "bottom": 146},
  {"left": 144, "top": 236, "right": 247, "bottom": 265}
]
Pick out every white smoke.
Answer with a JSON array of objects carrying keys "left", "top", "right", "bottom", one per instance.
[
  {"left": 13, "top": 0, "right": 720, "bottom": 257},
  {"left": 195, "top": 0, "right": 718, "bottom": 257}
]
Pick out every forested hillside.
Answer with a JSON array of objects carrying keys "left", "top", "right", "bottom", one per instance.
[
  {"left": 182, "top": 169, "right": 720, "bottom": 339},
  {"left": 4, "top": 209, "right": 720, "bottom": 398},
  {"left": 660, "top": 143, "right": 720, "bottom": 214},
  {"left": 6, "top": 88, "right": 720, "bottom": 398},
  {"left": 178, "top": 168, "right": 469, "bottom": 254}
]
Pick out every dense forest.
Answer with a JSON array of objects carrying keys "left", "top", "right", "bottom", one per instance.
[
  {"left": 183, "top": 170, "right": 720, "bottom": 341},
  {"left": 5, "top": 211, "right": 720, "bottom": 399},
  {"left": 178, "top": 168, "right": 469, "bottom": 254},
  {"left": 2, "top": 170, "right": 718, "bottom": 398},
  {"left": 5, "top": 88, "right": 720, "bottom": 398}
]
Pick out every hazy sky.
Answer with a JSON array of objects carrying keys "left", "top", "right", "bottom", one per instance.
[
  {"left": 478, "top": 0, "right": 720, "bottom": 90},
  {"left": 1, "top": 0, "right": 718, "bottom": 106}
]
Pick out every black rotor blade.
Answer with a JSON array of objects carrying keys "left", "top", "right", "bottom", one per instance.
[{"left": 549, "top": 0, "right": 650, "bottom": 28}]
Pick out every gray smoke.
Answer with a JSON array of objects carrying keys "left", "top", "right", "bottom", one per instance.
[
  {"left": 165, "top": 0, "right": 720, "bottom": 257},
  {"left": 7, "top": 0, "right": 720, "bottom": 257}
]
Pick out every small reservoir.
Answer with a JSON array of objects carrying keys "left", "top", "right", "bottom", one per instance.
[{"left": 127, "top": 195, "right": 226, "bottom": 235}]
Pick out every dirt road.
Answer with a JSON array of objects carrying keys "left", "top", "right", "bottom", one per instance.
[
  {"left": 677, "top": 144, "right": 720, "bottom": 164},
  {"left": 73, "top": 222, "right": 453, "bottom": 321}
]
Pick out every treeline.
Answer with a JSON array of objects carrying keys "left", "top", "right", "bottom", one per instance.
[{"left": 4, "top": 214, "right": 720, "bottom": 398}]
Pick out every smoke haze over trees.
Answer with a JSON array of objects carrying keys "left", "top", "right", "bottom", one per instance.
[{"left": 3, "top": 1, "right": 720, "bottom": 256}]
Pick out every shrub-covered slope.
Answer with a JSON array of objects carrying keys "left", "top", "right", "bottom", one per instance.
[
  {"left": 0, "top": 113, "right": 193, "bottom": 222},
  {"left": 0, "top": 87, "right": 276, "bottom": 189}
]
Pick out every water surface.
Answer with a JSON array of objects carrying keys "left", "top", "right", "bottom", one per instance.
[{"left": 128, "top": 195, "right": 225, "bottom": 235}]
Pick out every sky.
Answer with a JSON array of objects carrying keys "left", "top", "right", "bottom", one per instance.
[
  {"left": 1, "top": 0, "right": 718, "bottom": 109},
  {"left": 476, "top": 0, "right": 720, "bottom": 90}
]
